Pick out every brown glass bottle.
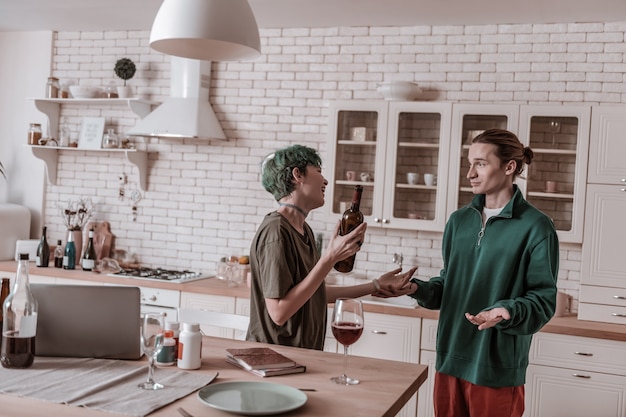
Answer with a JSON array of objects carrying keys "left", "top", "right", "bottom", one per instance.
[
  {"left": 334, "top": 185, "right": 364, "bottom": 273},
  {"left": 0, "top": 277, "right": 10, "bottom": 345}
]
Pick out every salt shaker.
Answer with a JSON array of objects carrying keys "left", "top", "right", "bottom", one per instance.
[{"left": 177, "top": 322, "right": 202, "bottom": 370}]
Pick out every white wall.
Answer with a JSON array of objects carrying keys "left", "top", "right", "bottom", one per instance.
[
  {"left": 4, "top": 22, "right": 626, "bottom": 307},
  {"left": 0, "top": 31, "right": 53, "bottom": 236}
]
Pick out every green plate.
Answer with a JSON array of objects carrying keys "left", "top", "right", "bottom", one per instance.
[{"left": 197, "top": 381, "right": 307, "bottom": 415}]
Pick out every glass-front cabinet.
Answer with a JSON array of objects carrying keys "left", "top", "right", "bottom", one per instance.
[
  {"left": 448, "top": 103, "right": 590, "bottom": 243},
  {"left": 327, "top": 101, "right": 452, "bottom": 231}
]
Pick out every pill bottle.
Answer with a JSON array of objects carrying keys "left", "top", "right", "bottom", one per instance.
[
  {"left": 165, "top": 321, "right": 180, "bottom": 359},
  {"left": 156, "top": 330, "right": 176, "bottom": 366},
  {"left": 177, "top": 322, "right": 202, "bottom": 370}
]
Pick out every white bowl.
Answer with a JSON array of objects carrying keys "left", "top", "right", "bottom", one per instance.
[
  {"left": 69, "top": 85, "right": 101, "bottom": 99},
  {"left": 376, "top": 81, "right": 421, "bottom": 101}
]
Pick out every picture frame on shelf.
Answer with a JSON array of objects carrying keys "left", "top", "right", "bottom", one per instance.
[{"left": 78, "top": 117, "right": 105, "bottom": 150}]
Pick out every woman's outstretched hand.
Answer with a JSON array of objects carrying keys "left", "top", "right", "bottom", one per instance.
[{"left": 373, "top": 267, "right": 417, "bottom": 297}]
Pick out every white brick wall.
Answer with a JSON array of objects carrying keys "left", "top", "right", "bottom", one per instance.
[{"left": 43, "top": 22, "right": 626, "bottom": 308}]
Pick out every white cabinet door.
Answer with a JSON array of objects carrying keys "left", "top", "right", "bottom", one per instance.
[
  {"left": 588, "top": 105, "right": 626, "bottom": 184},
  {"left": 417, "top": 349, "right": 436, "bottom": 417},
  {"left": 180, "top": 292, "right": 237, "bottom": 339},
  {"left": 525, "top": 364, "right": 626, "bottom": 417}
]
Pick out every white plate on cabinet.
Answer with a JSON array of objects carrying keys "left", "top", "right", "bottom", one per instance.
[{"left": 197, "top": 381, "right": 307, "bottom": 415}]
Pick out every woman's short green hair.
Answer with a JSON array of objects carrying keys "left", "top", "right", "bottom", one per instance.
[{"left": 261, "top": 144, "right": 322, "bottom": 201}]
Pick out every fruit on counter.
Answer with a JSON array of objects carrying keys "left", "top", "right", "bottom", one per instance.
[
  {"left": 220, "top": 255, "right": 250, "bottom": 264},
  {"left": 238, "top": 255, "right": 250, "bottom": 265}
]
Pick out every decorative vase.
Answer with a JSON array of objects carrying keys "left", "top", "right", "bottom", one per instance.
[
  {"left": 116, "top": 85, "right": 132, "bottom": 99},
  {"left": 68, "top": 229, "right": 83, "bottom": 265}
]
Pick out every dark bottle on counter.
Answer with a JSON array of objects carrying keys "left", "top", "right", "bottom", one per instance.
[
  {"left": 54, "top": 240, "right": 64, "bottom": 268},
  {"left": 1, "top": 254, "right": 38, "bottom": 369},
  {"left": 35, "top": 226, "right": 50, "bottom": 267},
  {"left": 0, "top": 278, "right": 10, "bottom": 345},
  {"left": 63, "top": 232, "right": 76, "bottom": 270},
  {"left": 81, "top": 228, "right": 96, "bottom": 271},
  {"left": 334, "top": 185, "right": 364, "bottom": 273}
]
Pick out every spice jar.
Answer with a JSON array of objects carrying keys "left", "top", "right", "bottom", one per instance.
[
  {"left": 28, "top": 123, "right": 42, "bottom": 145},
  {"left": 102, "top": 128, "right": 118, "bottom": 149},
  {"left": 46, "top": 77, "right": 59, "bottom": 99}
]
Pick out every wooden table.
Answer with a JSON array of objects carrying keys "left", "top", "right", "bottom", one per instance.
[{"left": 2, "top": 336, "right": 428, "bottom": 417}]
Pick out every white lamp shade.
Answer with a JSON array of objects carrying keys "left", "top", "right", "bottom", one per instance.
[{"left": 150, "top": 0, "right": 261, "bottom": 61}]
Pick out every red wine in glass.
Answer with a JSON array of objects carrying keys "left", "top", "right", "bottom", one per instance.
[{"left": 331, "top": 298, "right": 364, "bottom": 385}]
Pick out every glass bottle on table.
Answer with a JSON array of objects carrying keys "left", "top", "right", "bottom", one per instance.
[
  {"left": 1, "top": 253, "right": 38, "bottom": 369},
  {"left": 334, "top": 185, "right": 364, "bottom": 273},
  {"left": 81, "top": 228, "right": 97, "bottom": 271},
  {"left": 36, "top": 226, "right": 50, "bottom": 267},
  {"left": 0, "top": 278, "right": 10, "bottom": 345},
  {"left": 63, "top": 232, "right": 76, "bottom": 270},
  {"left": 54, "top": 240, "right": 64, "bottom": 268}
]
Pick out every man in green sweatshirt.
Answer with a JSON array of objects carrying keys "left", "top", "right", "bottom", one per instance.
[{"left": 409, "top": 129, "right": 558, "bottom": 417}]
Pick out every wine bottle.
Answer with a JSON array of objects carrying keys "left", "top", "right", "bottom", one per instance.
[
  {"left": 0, "top": 277, "right": 10, "bottom": 345},
  {"left": 334, "top": 185, "right": 364, "bottom": 273},
  {"left": 1, "top": 254, "right": 38, "bottom": 369},
  {"left": 35, "top": 226, "right": 50, "bottom": 267},
  {"left": 63, "top": 232, "right": 76, "bottom": 270},
  {"left": 81, "top": 228, "right": 97, "bottom": 271},
  {"left": 54, "top": 240, "right": 64, "bottom": 268}
]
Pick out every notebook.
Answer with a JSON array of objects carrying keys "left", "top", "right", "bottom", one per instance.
[{"left": 30, "top": 283, "right": 142, "bottom": 360}]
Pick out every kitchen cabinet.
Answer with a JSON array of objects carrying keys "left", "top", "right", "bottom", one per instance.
[
  {"left": 448, "top": 103, "right": 590, "bottom": 243},
  {"left": 417, "top": 318, "right": 437, "bottom": 417},
  {"left": 327, "top": 100, "right": 453, "bottom": 231},
  {"left": 179, "top": 292, "right": 238, "bottom": 339},
  {"left": 524, "top": 332, "right": 626, "bottom": 417},
  {"left": 579, "top": 105, "right": 626, "bottom": 324},
  {"left": 349, "top": 310, "right": 422, "bottom": 417},
  {"left": 28, "top": 98, "right": 154, "bottom": 191}
]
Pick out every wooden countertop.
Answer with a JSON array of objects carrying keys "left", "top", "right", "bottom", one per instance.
[
  {"left": 1, "top": 336, "right": 429, "bottom": 417},
  {"left": 1, "top": 261, "right": 625, "bottom": 342}
]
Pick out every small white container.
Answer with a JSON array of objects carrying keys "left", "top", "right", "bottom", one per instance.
[
  {"left": 376, "top": 81, "right": 421, "bottom": 101},
  {"left": 177, "top": 322, "right": 202, "bottom": 370}
]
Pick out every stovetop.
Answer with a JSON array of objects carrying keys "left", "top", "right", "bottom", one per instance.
[{"left": 108, "top": 267, "right": 211, "bottom": 283}]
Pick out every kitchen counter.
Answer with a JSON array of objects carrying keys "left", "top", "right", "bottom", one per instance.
[{"left": 1, "top": 261, "right": 625, "bottom": 342}]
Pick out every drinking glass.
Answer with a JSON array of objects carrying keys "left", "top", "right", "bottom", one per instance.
[
  {"left": 331, "top": 298, "right": 364, "bottom": 385},
  {"left": 138, "top": 312, "right": 165, "bottom": 390},
  {"left": 549, "top": 120, "right": 561, "bottom": 147}
]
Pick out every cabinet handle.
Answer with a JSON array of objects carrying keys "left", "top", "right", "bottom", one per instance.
[
  {"left": 572, "top": 373, "right": 591, "bottom": 379},
  {"left": 612, "top": 313, "right": 626, "bottom": 317},
  {"left": 613, "top": 295, "right": 626, "bottom": 300},
  {"left": 374, "top": 217, "right": 382, "bottom": 223},
  {"left": 620, "top": 178, "right": 626, "bottom": 183},
  {"left": 574, "top": 351, "right": 593, "bottom": 357},
  {"left": 371, "top": 330, "right": 387, "bottom": 335},
  {"left": 620, "top": 188, "right": 626, "bottom": 192},
  {"left": 382, "top": 219, "right": 389, "bottom": 224}
]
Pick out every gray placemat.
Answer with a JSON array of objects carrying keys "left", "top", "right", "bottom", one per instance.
[{"left": 0, "top": 357, "right": 217, "bottom": 416}]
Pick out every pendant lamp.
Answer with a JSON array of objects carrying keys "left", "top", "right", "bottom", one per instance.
[{"left": 149, "top": 0, "right": 261, "bottom": 61}]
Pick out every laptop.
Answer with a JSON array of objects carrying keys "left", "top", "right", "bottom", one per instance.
[{"left": 31, "top": 284, "right": 142, "bottom": 360}]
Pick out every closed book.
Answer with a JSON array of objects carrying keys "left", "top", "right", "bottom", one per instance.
[
  {"left": 225, "top": 347, "right": 297, "bottom": 370},
  {"left": 225, "top": 356, "right": 306, "bottom": 377}
]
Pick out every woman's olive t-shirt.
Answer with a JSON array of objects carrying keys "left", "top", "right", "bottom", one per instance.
[{"left": 246, "top": 212, "right": 327, "bottom": 350}]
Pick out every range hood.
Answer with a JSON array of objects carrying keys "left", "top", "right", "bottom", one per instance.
[{"left": 128, "top": 56, "right": 226, "bottom": 140}]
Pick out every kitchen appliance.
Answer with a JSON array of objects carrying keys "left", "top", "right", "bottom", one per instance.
[{"left": 108, "top": 267, "right": 211, "bottom": 283}]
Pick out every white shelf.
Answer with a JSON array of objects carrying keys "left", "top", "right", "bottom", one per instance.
[{"left": 29, "top": 145, "right": 149, "bottom": 191}]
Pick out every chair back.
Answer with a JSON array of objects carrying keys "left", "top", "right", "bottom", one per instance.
[{"left": 178, "top": 308, "right": 250, "bottom": 340}]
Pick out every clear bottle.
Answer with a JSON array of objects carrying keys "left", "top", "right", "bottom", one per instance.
[
  {"left": 54, "top": 240, "right": 64, "bottom": 268},
  {"left": 156, "top": 330, "right": 176, "bottom": 366},
  {"left": 1, "top": 254, "right": 38, "bottom": 369},
  {"left": 81, "top": 228, "right": 97, "bottom": 271},
  {"left": 45, "top": 77, "right": 59, "bottom": 99},
  {"left": 35, "top": 226, "right": 50, "bottom": 267},
  {"left": 0, "top": 278, "right": 10, "bottom": 345},
  {"left": 63, "top": 232, "right": 76, "bottom": 270},
  {"left": 27, "top": 123, "right": 42, "bottom": 145},
  {"left": 177, "top": 322, "right": 202, "bottom": 370},
  {"left": 334, "top": 185, "right": 364, "bottom": 273}
]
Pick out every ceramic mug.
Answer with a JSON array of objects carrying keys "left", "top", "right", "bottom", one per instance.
[
  {"left": 424, "top": 173, "right": 435, "bottom": 187},
  {"left": 346, "top": 170, "right": 356, "bottom": 181},
  {"left": 545, "top": 181, "right": 557, "bottom": 193},
  {"left": 407, "top": 172, "right": 419, "bottom": 185}
]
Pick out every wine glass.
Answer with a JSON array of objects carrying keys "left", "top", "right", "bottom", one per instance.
[
  {"left": 138, "top": 312, "right": 165, "bottom": 390},
  {"left": 331, "top": 298, "right": 364, "bottom": 385}
]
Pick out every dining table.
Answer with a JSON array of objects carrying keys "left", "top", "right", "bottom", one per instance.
[{"left": 1, "top": 335, "right": 429, "bottom": 417}]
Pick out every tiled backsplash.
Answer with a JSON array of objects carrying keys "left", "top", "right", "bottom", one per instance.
[{"left": 43, "top": 22, "right": 626, "bottom": 308}]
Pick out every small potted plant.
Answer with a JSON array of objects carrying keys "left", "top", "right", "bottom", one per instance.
[{"left": 114, "top": 57, "right": 136, "bottom": 98}]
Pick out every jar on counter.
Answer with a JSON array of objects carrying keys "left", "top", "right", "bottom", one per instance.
[
  {"left": 28, "top": 123, "right": 42, "bottom": 145},
  {"left": 46, "top": 77, "right": 59, "bottom": 99},
  {"left": 102, "top": 129, "right": 118, "bottom": 149}
]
